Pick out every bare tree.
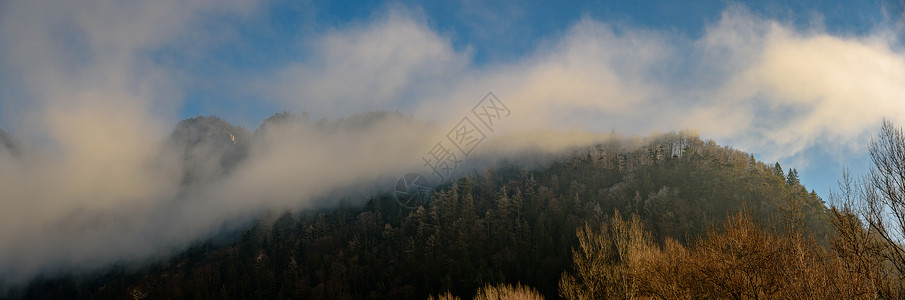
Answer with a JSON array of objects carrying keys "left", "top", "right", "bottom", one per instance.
[
  {"left": 559, "top": 212, "right": 651, "bottom": 300},
  {"left": 859, "top": 120, "right": 905, "bottom": 273},
  {"left": 473, "top": 283, "right": 544, "bottom": 300},
  {"left": 829, "top": 118, "right": 905, "bottom": 297}
]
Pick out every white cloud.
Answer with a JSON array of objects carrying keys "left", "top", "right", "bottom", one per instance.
[
  {"left": 266, "top": 5, "right": 905, "bottom": 163},
  {"left": 267, "top": 8, "right": 470, "bottom": 117},
  {"left": 0, "top": 0, "right": 258, "bottom": 285}
]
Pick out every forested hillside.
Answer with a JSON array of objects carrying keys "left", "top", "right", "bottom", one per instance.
[
  {"left": 4, "top": 0, "right": 902, "bottom": 299},
  {"left": 13, "top": 132, "right": 832, "bottom": 299}
]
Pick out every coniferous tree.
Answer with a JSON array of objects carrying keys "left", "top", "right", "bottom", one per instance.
[
  {"left": 17, "top": 130, "right": 845, "bottom": 299},
  {"left": 787, "top": 168, "right": 799, "bottom": 186},
  {"left": 773, "top": 163, "right": 784, "bottom": 179}
]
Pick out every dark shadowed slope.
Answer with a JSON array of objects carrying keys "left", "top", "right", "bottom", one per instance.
[{"left": 10, "top": 130, "right": 831, "bottom": 299}]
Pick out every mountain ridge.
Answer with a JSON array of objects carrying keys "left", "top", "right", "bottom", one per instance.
[{"left": 7, "top": 123, "right": 831, "bottom": 299}]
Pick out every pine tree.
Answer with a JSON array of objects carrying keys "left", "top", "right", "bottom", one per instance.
[
  {"left": 772, "top": 163, "right": 784, "bottom": 178},
  {"left": 787, "top": 168, "right": 799, "bottom": 186}
]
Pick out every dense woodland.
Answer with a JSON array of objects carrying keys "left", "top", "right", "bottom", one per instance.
[{"left": 11, "top": 126, "right": 846, "bottom": 299}]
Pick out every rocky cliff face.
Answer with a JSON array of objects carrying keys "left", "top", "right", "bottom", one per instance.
[
  {"left": 0, "top": 128, "right": 19, "bottom": 156},
  {"left": 168, "top": 116, "right": 251, "bottom": 188}
]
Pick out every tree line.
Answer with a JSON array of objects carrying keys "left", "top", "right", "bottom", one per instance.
[{"left": 14, "top": 130, "right": 849, "bottom": 299}]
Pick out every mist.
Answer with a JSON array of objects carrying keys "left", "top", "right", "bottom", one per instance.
[{"left": 1, "top": 0, "right": 904, "bottom": 287}]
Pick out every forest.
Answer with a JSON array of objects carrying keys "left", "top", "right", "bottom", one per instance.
[
  {"left": 4, "top": 0, "right": 903, "bottom": 298},
  {"left": 11, "top": 120, "right": 905, "bottom": 299}
]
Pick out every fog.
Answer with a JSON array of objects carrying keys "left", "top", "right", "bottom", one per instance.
[{"left": 1, "top": 0, "right": 904, "bottom": 287}]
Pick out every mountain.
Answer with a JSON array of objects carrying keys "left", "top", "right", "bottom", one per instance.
[
  {"left": 11, "top": 127, "right": 831, "bottom": 299},
  {"left": 168, "top": 116, "right": 251, "bottom": 187},
  {"left": 254, "top": 111, "right": 307, "bottom": 137},
  {"left": 0, "top": 128, "right": 19, "bottom": 156}
]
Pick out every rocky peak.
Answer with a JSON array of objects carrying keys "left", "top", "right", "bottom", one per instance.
[{"left": 0, "top": 128, "right": 20, "bottom": 156}]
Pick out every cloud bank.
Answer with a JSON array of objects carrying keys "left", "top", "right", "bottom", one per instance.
[
  {"left": 1, "top": 0, "right": 904, "bottom": 287},
  {"left": 267, "top": 6, "right": 905, "bottom": 162}
]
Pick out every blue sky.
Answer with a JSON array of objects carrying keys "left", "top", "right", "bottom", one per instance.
[
  {"left": 166, "top": 0, "right": 900, "bottom": 120},
  {"left": 1, "top": 0, "right": 904, "bottom": 200},
  {"left": 165, "top": 0, "right": 901, "bottom": 198}
]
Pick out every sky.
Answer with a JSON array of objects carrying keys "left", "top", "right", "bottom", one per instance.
[
  {"left": 10, "top": 0, "right": 899, "bottom": 185},
  {"left": 209, "top": 0, "right": 901, "bottom": 196},
  {"left": 0, "top": 0, "right": 904, "bottom": 286}
]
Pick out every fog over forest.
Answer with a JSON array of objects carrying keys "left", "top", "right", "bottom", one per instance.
[{"left": 1, "top": 0, "right": 904, "bottom": 299}]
